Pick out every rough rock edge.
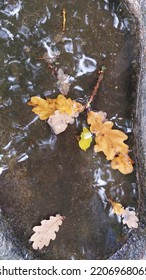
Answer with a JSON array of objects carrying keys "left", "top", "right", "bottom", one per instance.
[{"left": 110, "top": 0, "right": 146, "bottom": 260}]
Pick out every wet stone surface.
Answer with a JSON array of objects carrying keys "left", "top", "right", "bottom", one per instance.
[{"left": 0, "top": 0, "right": 140, "bottom": 259}]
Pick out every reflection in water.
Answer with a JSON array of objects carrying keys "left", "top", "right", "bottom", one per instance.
[
  {"left": 0, "top": 0, "right": 138, "bottom": 259},
  {"left": 1, "top": 0, "right": 22, "bottom": 18},
  {"left": 75, "top": 54, "right": 97, "bottom": 77}
]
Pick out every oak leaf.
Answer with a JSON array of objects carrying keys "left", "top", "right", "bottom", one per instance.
[
  {"left": 57, "top": 68, "right": 70, "bottom": 96},
  {"left": 43, "top": 50, "right": 60, "bottom": 64},
  {"left": 28, "top": 95, "right": 84, "bottom": 121},
  {"left": 87, "top": 111, "right": 108, "bottom": 134},
  {"left": 48, "top": 110, "right": 74, "bottom": 134},
  {"left": 94, "top": 129, "right": 129, "bottom": 161},
  {"left": 110, "top": 200, "right": 124, "bottom": 215},
  {"left": 27, "top": 96, "right": 56, "bottom": 120},
  {"left": 87, "top": 110, "right": 133, "bottom": 174},
  {"left": 111, "top": 153, "right": 134, "bottom": 175},
  {"left": 56, "top": 94, "right": 84, "bottom": 117},
  {"left": 30, "top": 214, "right": 64, "bottom": 250},
  {"left": 79, "top": 127, "right": 92, "bottom": 151},
  {"left": 122, "top": 208, "right": 139, "bottom": 228}
]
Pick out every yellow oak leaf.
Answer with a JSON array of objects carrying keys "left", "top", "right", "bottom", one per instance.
[
  {"left": 109, "top": 200, "right": 124, "bottom": 215},
  {"left": 56, "top": 94, "right": 84, "bottom": 116},
  {"left": 79, "top": 127, "right": 92, "bottom": 151},
  {"left": 111, "top": 153, "right": 134, "bottom": 174},
  {"left": 87, "top": 111, "right": 108, "bottom": 134},
  {"left": 87, "top": 110, "right": 134, "bottom": 174},
  {"left": 28, "top": 94, "right": 85, "bottom": 121},
  {"left": 94, "top": 127, "right": 129, "bottom": 160},
  {"left": 28, "top": 96, "right": 56, "bottom": 120}
]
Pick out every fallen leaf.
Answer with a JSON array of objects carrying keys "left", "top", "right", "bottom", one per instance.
[
  {"left": 56, "top": 94, "right": 84, "bottom": 117},
  {"left": 87, "top": 110, "right": 108, "bottom": 134},
  {"left": 57, "top": 68, "right": 71, "bottom": 96},
  {"left": 79, "top": 127, "right": 92, "bottom": 151},
  {"left": 30, "top": 214, "right": 64, "bottom": 250},
  {"left": 111, "top": 153, "right": 134, "bottom": 175},
  {"left": 87, "top": 110, "right": 134, "bottom": 174},
  {"left": 48, "top": 110, "right": 74, "bottom": 134},
  {"left": 122, "top": 208, "right": 139, "bottom": 228},
  {"left": 28, "top": 94, "right": 84, "bottom": 121},
  {"left": 43, "top": 49, "right": 60, "bottom": 64},
  {"left": 27, "top": 96, "right": 56, "bottom": 120},
  {"left": 109, "top": 200, "right": 124, "bottom": 215},
  {"left": 54, "top": 33, "right": 65, "bottom": 43},
  {"left": 94, "top": 128, "right": 129, "bottom": 160}
]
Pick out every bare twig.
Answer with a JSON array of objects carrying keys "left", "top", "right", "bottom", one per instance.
[
  {"left": 86, "top": 66, "right": 106, "bottom": 109},
  {"left": 62, "top": 8, "right": 66, "bottom": 32}
]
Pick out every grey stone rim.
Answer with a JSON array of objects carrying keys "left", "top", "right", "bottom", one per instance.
[{"left": 110, "top": 0, "right": 146, "bottom": 260}]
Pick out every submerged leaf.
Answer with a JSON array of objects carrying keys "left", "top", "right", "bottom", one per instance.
[
  {"left": 56, "top": 94, "right": 84, "bottom": 116},
  {"left": 110, "top": 200, "right": 139, "bottom": 229},
  {"left": 43, "top": 50, "right": 60, "bottom": 64},
  {"left": 27, "top": 96, "right": 56, "bottom": 120},
  {"left": 28, "top": 94, "right": 84, "bottom": 121},
  {"left": 57, "top": 68, "right": 71, "bottom": 96},
  {"left": 87, "top": 110, "right": 108, "bottom": 134},
  {"left": 87, "top": 110, "right": 134, "bottom": 174},
  {"left": 110, "top": 200, "right": 124, "bottom": 215},
  {"left": 48, "top": 110, "right": 74, "bottom": 134},
  {"left": 79, "top": 127, "right": 92, "bottom": 151},
  {"left": 30, "top": 214, "right": 64, "bottom": 250},
  {"left": 111, "top": 153, "right": 134, "bottom": 175},
  {"left": 122, "top": 208, "right": 139, "bottom": 228}
]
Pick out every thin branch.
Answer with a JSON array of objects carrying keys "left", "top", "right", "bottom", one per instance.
[
  {"left": 86, "top": 66, "right": 106, "bottom": 109},
  {"left": 62, "top": 8, "right": 66, "bottom": 32}
]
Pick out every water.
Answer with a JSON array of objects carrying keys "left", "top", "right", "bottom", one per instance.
[{"left": 0, "top": 0, "right": 139, "bottom": 259}]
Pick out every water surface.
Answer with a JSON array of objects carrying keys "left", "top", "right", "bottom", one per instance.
[{"left": 0, "top": 0, "right": 139, "bottom": 259}]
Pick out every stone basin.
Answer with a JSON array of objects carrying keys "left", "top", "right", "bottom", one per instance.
[{"left": 0, "top": 0, "right": 146, "bottom": 260}]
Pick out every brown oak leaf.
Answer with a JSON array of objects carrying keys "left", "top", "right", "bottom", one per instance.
[
  {"left": 87, "top": 111, "right": 108, "bottom": 134},
  {"left": 30, "top": 214, "right": 64, "bottom": 250},
  {"left": 111, "top": 153, "right": 134, "bottom": 175},
  {"left": 87, "top": 110, "right": 133, "bottom": 174}
]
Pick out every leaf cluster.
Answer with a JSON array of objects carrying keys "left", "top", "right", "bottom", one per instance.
[
  {"left": 28, "top": 94, "right": 84, "bottom": 134},
  {"left": 109, "top": 200, "right": 139, "bottom": 229},
  {"left": 87, "top": 111, "right": 133, "bottom": 174}
]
